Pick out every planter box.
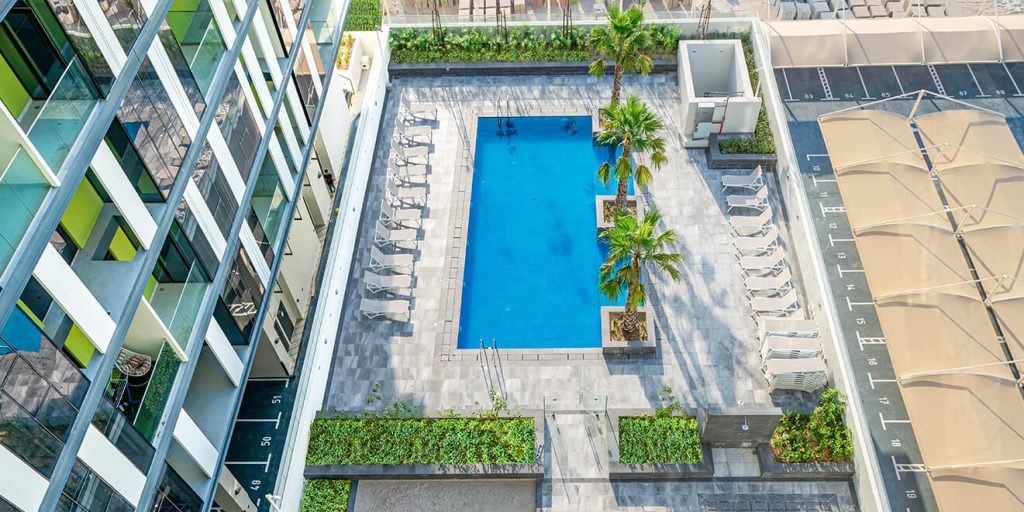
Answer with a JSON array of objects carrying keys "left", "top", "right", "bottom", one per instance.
[
  {"left": 607, "top": 410, "right": 715, "bottom": 479},
  {"left": 601, "top": 306, "right": 655, "bottom": 355},
  {"left": 756, "top": 443, "right": 854, "bottom": 480},
  {"left": 595, "top": 195, "right": 642, "bottom": 230},
  {"left": 303, "top": 412, "right": 545, "bottom": 480},
  {"left": 388, "top": 59, "right": 677, "bottom": 78},
  {"left": 706, "top": 133, "right": 778, "bottom": 170}
]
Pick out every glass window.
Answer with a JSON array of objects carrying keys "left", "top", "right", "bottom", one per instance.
[
  {"left": 62, "top": 460, "right": 134, "bottom": 511},
  {"left": 105, "top": 122, "right": 164, "bottom": 203},
  {"left": 152, "top": 462, "right": 202, "bottom": 511},
  {"left": 165, "top": 0, "right": 226, "bottom": 99},
  {"left": 157, "top": 25, "right": 207, "bottom": 118},
  {"left": 175, "top": 199, "right": 221, "bottom": 276},
  {"left": 0, "top": 392, "right": 64, "bottom": 475},
  {"left": 215, "top": 249, "right": 264, "bottom": 345},
  {"left": 116, "top": 58, "right": 194, "bottom": 199},
  {"left": 216, "top": 74, "right": 262, "bottom": 180},
  {"left": 292, "top": 51, "right": 319, "bottom": 119},
  {"left": 148, "top": 222, "right": 211, "bottom": 353},
  {"left": 38, "top": 0, "right": 115, "bottom": 94},
  {"left": 250, "top": 158, "right": 288, "bottom": 263},
  {"left": 191, "top": 143, "right": 238, "bottom": 239},
  {"left": 92, "top": 392, "right": 155, "bottom": 471},
  {"left": 96, "top": 0, "right": 148, "bottom": 52}
]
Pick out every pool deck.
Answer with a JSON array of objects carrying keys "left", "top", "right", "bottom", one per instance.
[{"left": 324, "top": 74, "right": 852, "bottom": 510}]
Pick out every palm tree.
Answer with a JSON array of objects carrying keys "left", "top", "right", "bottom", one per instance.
[
  {"left": 599, "top": 209, "right": 682, "bottom": 340},
  {"left": 587, "top": 4, "right": 654, "bottom": 106},
  {"left": 596, "top": 95, "right": 667, "bottom": 212}
]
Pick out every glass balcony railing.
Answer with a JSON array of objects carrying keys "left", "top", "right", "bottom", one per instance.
[
  {"left": 131, "top": 343, "right": 179, "bottom": 441},
  {"left": 0, "top": 149, "right": 52, "bottom": 274},
  {"left": 149, "top": 262, "right": 209, "bottom": 354},
  {"left": 24, "top": 58, "right": 99, "bottom": 173},
  {"left": 151, "top": 461, "right": 203, "bottom": 511},
  {"left": 92, "top": 397, "right": 156, "bottom": 471}
]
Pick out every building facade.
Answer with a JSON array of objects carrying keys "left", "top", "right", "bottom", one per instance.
[{"left": 0, "top": 0, "right": 347, "bottom": 508}]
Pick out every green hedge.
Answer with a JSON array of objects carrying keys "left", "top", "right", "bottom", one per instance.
[
  {"left": 771, "top": 388, "right": 853, "bottom": 463},
  {"left": 306, "top": 417, "right": 536, "bottom": 465},
  {"left": 345, "top": 0, "right": 381, "bottom": 32},
  {"left": 390, "top": 25, "right": 680, "bottom": 64},
  {"left": 300, "top": 480, "right": 350, "bottom": 512},
  {"left": 618, "top": 415, "right": 703, "bottom": 464}
]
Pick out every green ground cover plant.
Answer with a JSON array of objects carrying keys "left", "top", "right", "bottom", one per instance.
[
  {"left": 389, "top": 25, "right": 679, "bottom": 64},
  {"left": 714, "top": 34, "right": 777, "bottom": 155},
  {"left": 345, "top": 0, "right": 381, "bottom": 31},
  {"left": 771, "top": 388, "right": 854, "bottom": 463},
  {"left": 617, "top": 387, "right": 703, "bottom": 464},
  {"left": 307, "top": 387, "right": 536, "bottom": 465},
  {"left": 300, "top": 480, "right": 350, "bottom": 512}
]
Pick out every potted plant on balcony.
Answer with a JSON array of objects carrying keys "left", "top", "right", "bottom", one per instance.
[
  {"left": 599, "top": 209, "right": 681, "bottom": 354},
  {"left": 595, "top": 95, "right": 666, "bottom": 229}
]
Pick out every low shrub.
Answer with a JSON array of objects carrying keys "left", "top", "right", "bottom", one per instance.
[
  {"left": 771, "top": 388, "right": 853, "bottom": 463},
  {"left": 306, "top": 416, "right": 535, "bottom": 465},
  {"left": 617, "top": 386, "right": 703, "bottom": 464},
  {"left": 345, "top": 0, "right": 381, "bottom": 32},
  {"left": 307, "top": 386, "right": 535, "bottom": 465},
  {"left": 389, "top": 25, "right": 679, "bottom": 64},
  {"left": 336, "top": 35, "right": 355, "bottom": 69},
  {"left": 300, "top": 480, "right": 350, "bottom": 512}
]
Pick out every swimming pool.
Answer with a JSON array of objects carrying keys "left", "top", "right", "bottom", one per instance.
[{"left": 457, "top": 116, "right": 628, "bottom": 349}]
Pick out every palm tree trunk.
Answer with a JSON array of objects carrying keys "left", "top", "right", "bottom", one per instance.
[
  {"left": 621, "top": 259, "right": 643, "bottom": 339},
  {"left": 611, "top": 62, "right": 624, "bottom": 105},
  {"left": 615, "top": 145, "right": 631, "bottom": 210}
]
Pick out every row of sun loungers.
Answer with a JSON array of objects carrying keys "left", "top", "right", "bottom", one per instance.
[
  {"left": 721, "top": 167, "right": 827, "bottom": 393},
  {"left": 360, "top": 97, "right": 437, "bottom": 323}
]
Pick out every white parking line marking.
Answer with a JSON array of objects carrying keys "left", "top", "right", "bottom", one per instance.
[
  {"left": 235, "top": 411, "right": 283, "bottom": 429},
  {"left": 892, "top": 456, "right": 928, "bottom": 481},
  {"left": 846, "top": 296, "right": 873, "bottom": 311},
  {"left": 880, "top": 412, "right": 912, "bottom": 431},
  {"left": 1004, "top": 63, "right": 1024, "bottom": 96},
  {"left": 856, "top": 68, "right": 875, "bottom": 99},
  {"left": 858, "top": 332, "right": 886, "bottom": 350},
  {"left": 837, "top": 265, "right": 864, "bottom": 278},
  {"left": 225, "top": 454, "right": 274, "bottom": 472},
  {"left": 966, "top": 64, "right": 989, "bottom": 97},
  {"left": 782, "top": 68, "right": 795, "bottom": 101},
  {"left": 892, "top": 66, "right": 906, "bottom": 95},
  {"left": 868, "top": 372, "right": 898, "bottom": 390}
]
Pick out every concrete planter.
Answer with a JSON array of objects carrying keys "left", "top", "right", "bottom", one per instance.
[
  {"left": 756, "top": 443, "right": 855, "bottom": 480},
  {"left": 607, "top": 410, "right": 715, "bottom": 479},
  {"left": 595, "top": 195, "right": 642, "bottom": 230},
  {"left": 706, "top": 133, "right": 778, "bottom": 170},
  {"left": 601, "top": 306, "right": 655, "bottom": 355},
  {"left": 304, "top": 412, "right": 546, "bottom": 480}
]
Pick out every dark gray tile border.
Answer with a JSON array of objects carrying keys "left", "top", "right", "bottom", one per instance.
[
  {"left": 436, "top": 104, "right": 662, "bottom": 363},
  {"left": 606, "top": 409, "right": 715, "bottom": 479},
  {"left": 304, "top": 410, "right": 546, "bottom": 480},
  {"left": 755, "top": 443, "right": 854, "bottom": 480}
]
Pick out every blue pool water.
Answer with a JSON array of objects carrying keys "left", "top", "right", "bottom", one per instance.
[{"left": 457, "top": 116, "right": 629, "bottom": 349}]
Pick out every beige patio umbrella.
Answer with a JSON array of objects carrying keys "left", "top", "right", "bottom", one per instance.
[
  {"left": 834, "top": 161, "right": 944, "bottom": 230},
  {"left": 853, "top": 221, "right": 972, "bottom": 298},
  {"left": 916, "top": 110, "right": 1024, "bottom": 169},
  {"left": 820, "top": 110, "right": 925, "bottom": 170}
]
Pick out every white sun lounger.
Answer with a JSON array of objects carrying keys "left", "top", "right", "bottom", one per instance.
[
  {"left": 729, "top": 208, "right": 773, "bottom": 234},
  {"left": 364, "top": 270, "right": 413, "bottom": 294},
  {"left": 374, "top": 220, "right": 418, "bottom": 248},
  {"left": 758, "top": 317, "right": 818, "bottom": 339},
  {"left": 386, "top": 181, "right": 427, "bottom": 207},
  {"left": 721, "top": 165, "right": 764, "bottom": 191},
  {"left": 749, "top": 289, "right": 799, "bottom": 315},
  {"left": 388, "top": 156, "right": 428, "bottom": 179},
  {"left": 400, "top": 96, "right": 437, "bottom": 121},
  {"left": 392, "top": 144, "right": 429, "bottom": 166},
  {"left": 396, "top": 122, "right": 432, "bottom": 145},
  {"left": 763, "top": 357, "right": 827, "bottom": 393},
  {"left": 380, "top": 199, "right": 422, "bottom": 228},
  {"left": 360, "top": 298, "right": 411, "bottom": 321},
  {"left": 738, "top": 248, "right": 786, "bottom": 274},
  {"left": 726, "top": 186, "right": 769, "bottom": 212},
  {"left": 760, "top": 335, "right": 822, "bottom": 360},
  {"left": 734, "top": 225, "right": 779, "bottom": 254},
  {"left": 744, "top": 267, "right": 792, "bottom": 295},
  {"left": 369, "top": 246, "right": 413, "bottom": 273}
]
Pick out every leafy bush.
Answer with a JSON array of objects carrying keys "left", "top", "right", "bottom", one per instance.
[
  {"left": 306, "top": 416, "right": 535, "bottom": 465},
  {"left": 390, "top": 25, "right": 679, "bottom": 64},
  {"left": 308, "top": 386, "right": 534, "bottom": 465},
  {"left": 345, "top": 0, "right": 381, "bottom": 32},
  {"left": 704, "top": 33, "right": 777, "bottom": 155},
  {"left": 618, "top": 386, "right": 703, "bottom": 464},
  {"left": 300, "top": 480, "right": 350, "bottom": 512},
  {"left": 771, "top": 388, "right": 853, "bottom": 463},
  {"left": 336, "top": 35, "right": 355, "bottom": 69}
]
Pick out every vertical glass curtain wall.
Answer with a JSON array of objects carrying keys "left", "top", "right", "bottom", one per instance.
[
  {"left": 216, "top": 74, "right": 262, "bottom": 180},
  {"left": 97, "top": 0, "right": 148, "bottom": 52},
  {"left": 147, "top": 222, "right": 211, "bottom": 355},
  {"left": 214, "top": 249, "right": 264, "bottom": 345},
  {"left": 248, "top": 157, "right": 287, "bottom": 266},
  {"left": 165, "top": 0, "right": 227, "bottom": 99},
  {"left": 60, "top": 460, "right": 134, "bottom": 511},
  {"left": 0, "top": 304, "right": 88, "bottom": 477},
  {"left": 191, "top": 143, "right": 238, "bottom": 239},
  {"left": 116, "top": 59, "right": 194, "bottom": 199}
]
